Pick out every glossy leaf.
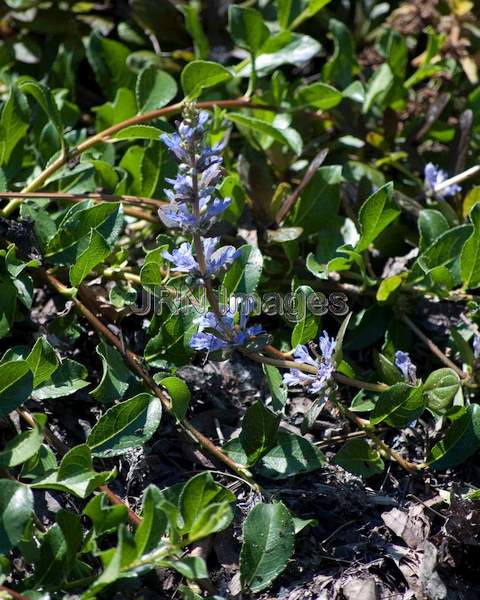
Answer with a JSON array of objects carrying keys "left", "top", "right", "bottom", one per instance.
[
  {"left": 356, "top": 183, "right": 400, "bottom": 252},
  {"left": 135, "top": 65, "right": 177, "bottom": 113},
  {"left": 257, "top": 431, "right": 325, "bottom": 479},
  {"left": 239, "top": 400, "right": 280, "bottom": 466},
  {"left": 334, "top": 439, "right": 385, "bottom": 477},
  {"left": 371, "top": 383, "right": 425, "bottom": 428},
  {"left": 87, "top": 393, "right": 162, "bottom": 457},
  {"left": 424, "top": 368, "right": 460, "bottom": 414},
  {"left": 240, "top": 502, "right": 295, "bottom": 592},
  {"left": 428, "top": 405, "right": 480, "bottom": 470},
  {"left": 181, "top": 60, "right": 232, "bottom": 98}
]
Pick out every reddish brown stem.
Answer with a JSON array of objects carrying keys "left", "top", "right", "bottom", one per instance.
[
  {"left": 0, "top": 586, "right": 29, "bottom": 600},
  {"left": 0, "top": 191, "right": 165, "bottom": 208}
]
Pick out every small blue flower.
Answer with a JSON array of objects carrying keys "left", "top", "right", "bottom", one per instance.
[
  {"left": 189, "top": 305, "right": 263, "bottom": 352},
  {"left": 160, "top": 104, "right": 230, "bottom": 235},
  {"left": 424, "top": 163, "right": 461, "bottom": 199},
  {"left": 158, "top": 196, "right": 231, "bottom": 233},
  {"left": 283, "top": 331, "right": 336, "bottom": 395},
  {"left": 162, "top": 237, "right": 239, "bottom": 282},
  {"left": 473, "top": 336, "right": 480, "bottom": 359},
  {"left": 161, "top": 242, "right": 197, "bottom": 274},
  {"left": 394, "top": 350, "right": 417, "bottom": 384}
]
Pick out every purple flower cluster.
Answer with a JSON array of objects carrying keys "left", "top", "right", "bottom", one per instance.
[
  {"left": 283, "top": 331, "right": 336, "bottom": 396},
  {"left": 424, "top": 163, "right": 461, "bottom": 199},
  {"left": 162, "top": 237, "right": 239, "bottom": 283},
  {"left": 160, "top": 106, "right": 231, "bottom": 233},
  {"left": 394, "top": 350, "right": 417, "bottom": 384},
  {"left": 190, "top": 307, "right": 263, "bottom": 352}
]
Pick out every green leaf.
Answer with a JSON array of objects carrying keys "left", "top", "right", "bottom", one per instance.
[
  {"left": 288, "top": 165, "right": 343, "bottom": 235},
  {"left": 461, "top": 203, "right": 480, "bottom": 289},
  {"left": 257, "top": 431, "right": 325, "bottom": 479},
  {"left": 296, "top": 82, "right": 342, "bottom": 110},
  {"left": 226, "top": 112, "right": 302, "bottom": 154},
  {"left": 135, "top": 485, "right": 168, "bottom": 556},
  {"left": 33, "top": 523, "right": 67, "bottom": 587},
  {"left": 428, "top": 405, "right": 480, "bottom": 470},
  {"left": 155, "top": 376, "right": 190, "bottom": 420},
  {"left": 187, "top": 501, "right": 234, "bottom": 542},
  {"left": 376, "top": 274, "right": 404, "bottom": 301},
  {"left": 238, "top": 32, "right": 321, "bottom": 77},
  {"left": 240, "top": 502, "right": 295, "bottom": 593},
  {"left": 418, "top": 209, "right": 449, "bottom": 251},
  {"left": 239, "top": 400, "right": 280, "bottom": 466},
  {"left": 0, "top": 360, "right": 33, "bottom": 418},
  {"left": 18, "top": 77, "right": 65, "bottom": 150},
  {"left": 135, "top": 65, "right": 177, "bottom": 113},
  {"left": 26, "top": 337, "right": 59, "bottom": 387},
  {"left": 87, "top": 393, "right": 162, "bottom": 457},
  {"left": 0, "top": 480, "right": 33, "bottom": 553},
  {"left": 414, "top": 225, "right": 472, "bottom": 288},
  {"left": 363, "top": 63, "right": 394, "bottom": 113},
  {"left": 371, "top": 383, "right": 425, "bottom": 428},
  {"left": 87, "top": 33, "right": 134, "bottom": 99},
  {"left": 94, "top": 88, "right": 137, "bottom": 130},
  {"left": 323, "top": 18, "right": 357, "bottom": 87},
  {"left": 140, "top": 245, "right": 169, "bottom": 285},
  {"left": 69, "top": 229, "right": 111, "bottom": 287},
  {"left": 332, "top": 311, "right": 352, "bottom": 366},
  {"left": 20, "top": 444, "right": 57, "bottom": 481},
  {"left": 334, "top": 439, "right": 385, "bottom": 477},
  {"left": 229, "top": 6, "right": 269, "bottom": 56},
  {"left": 91, "top": 341, "right": 133, "bottom": 404},
  {"left": 277, "top": 0, "right": 332, "bottom": 30},
  {"left": 31, "top": 358, "right": 89, "bottom": 400},
  {"left": 46, "top": 201, "right": 123, "bottom": 264},
  {"left": 223, "top": 244, "right": 263, "bottom": 295},
  {"left": 356, "top": 183, "right": 400, "bottom": 252},
  {"left": 0, "top": 414, "right": 45, "bottom": 468},
  {"left": 182, "top": 0, "right": 209, "bottom": 59},
  {"left": 31, "top": 445, "right": 114, "bottom": 498},
  {"left": 0, "top": 272, "right": 17, "bottom": 339},
  {"left": 111, "top": 124, "right": 164, "bottom": 141},
  {"left": 423, "top": 368, "right": 460, "bottom": 414},
  {"left": 84, "top": 493, "right": 128, "bottom": 537},
  {"left": 56, "top": 509, "right": 83, "bottom": 573},
  {"left": 167, "top": 556, "right": 208, "bottom": 580},
  {"left": 375, "top": 353, "right": 403, "bottom": 386},
  {"left": 82, "top": 525, "right": 133, "bottom": 598},
  {"left": 181, "top": 60, "right": 232, "bottom": 98},
  {"left": 291, "top": 315, "right": 318, "bottom": 347},
  {"left": 262, "top": 364, "right": 288, "bottom": 412},
  {"left": 179, "top": 472, "right": 235, "bottom": 534},
  {"left": 0, "top": 86, "right": 29, "bottom": 166}
]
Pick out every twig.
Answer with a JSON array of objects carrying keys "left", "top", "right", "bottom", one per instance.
[
  {"left": 314, "top": 429, "right": 369, "bottom": 449},
  {"left": 0, "top": 191, "right": 166, "bottom": 208},
  {"left": 0, "top": 586, "right": 29, "bottom": 600},
  {"left": 402, "top": 315, "right": 467, "bottom": 379},
  {"left": 275, "top": 148, "right": 328, "bottom": 224},
  {"left": 433, "top": 164, "right": 480, "bottom": 195},
  {"left": 339, "top": 403, "right": 422, "bottom": 473},
  {"left": 245, "top": 351, "right": 389, "bottom": 393}
]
